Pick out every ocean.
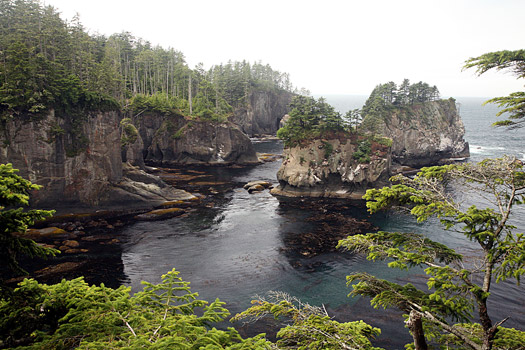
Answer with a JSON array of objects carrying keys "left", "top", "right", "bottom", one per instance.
[{"left": 117, "top": 95, "right": 525, "bottom": 348}]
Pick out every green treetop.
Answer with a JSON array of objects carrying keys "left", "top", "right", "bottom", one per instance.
[
  {"left": 0, "top": 163, "right": 57, "bottom": 283},
  {"left": 338, "top": 157, "right": 525, "bottom": 350},
  {"left": 277, "top": 95, "right": 346, "bottom": 147},
  {"left": 463, "top": 50, "right": 525, "bottom": 129}
]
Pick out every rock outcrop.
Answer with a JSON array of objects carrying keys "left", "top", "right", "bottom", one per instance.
[
  {"left": 135, "top": 114, "right": 260, "bottom": 166},
  {"left": 231, "top": 88, "right": 294, "bottom": 136},
  {"left": 376, "top": 98, "right": 469, "bottom": 167},
  {"left": 0, "top": 110, "right": 194, "bottom": 209},
  {"left": 271, "top": 138, "right": 391, "bottom": 198}
]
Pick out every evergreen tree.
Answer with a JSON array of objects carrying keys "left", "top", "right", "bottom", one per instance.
[
  {"left": 338, "top": 157, "right": 525, "bottom": 350},
  {"left": 463, "top": 50, "right": 525, "bottom": 128},
  {"left": 0, "top": 164, "right": 56, "bottom": 283}
]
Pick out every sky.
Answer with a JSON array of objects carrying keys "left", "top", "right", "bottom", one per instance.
[{"left": 42, "top": 0, "right": 525, "bottom": 98}]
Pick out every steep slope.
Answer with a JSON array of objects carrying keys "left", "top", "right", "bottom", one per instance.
[
  {"left": 0, "top": 110, "right": 194, "bottom": 209},
  {"left": 371, "top": 98, "right": 470, "bottom": 167},
  {"left": 271, "top": 137, "right": 391, "bottom": 198},
  {"left": 231, "top": 88, "right": 294, "bottom": 136}
]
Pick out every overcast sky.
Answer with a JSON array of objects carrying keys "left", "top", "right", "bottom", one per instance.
[{"left": 42, "top": 0, "right": 524, "bottom": 98}]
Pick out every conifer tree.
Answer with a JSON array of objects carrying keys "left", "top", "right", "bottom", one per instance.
[
  {"left": 464, "top": 50, "right": 525, "bottom": 129},
  {"left": 338, "top": 157, "right": 525, "bottom": 350}
]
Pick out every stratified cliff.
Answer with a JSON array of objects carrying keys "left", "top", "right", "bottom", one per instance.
[
  {"left": 372, "top": 98, "right": 469, "bottom": 167},
  {"left": 271, "top": 138, "right": 391, "bottom": 198},
  {"left": 0, "top": 111, "right": 194, "bottom": 209},
  {"left": 231, "top": 88, "right": 294, "bottom": 136},
  {"left": 134, "top": 113, "right": 259, "bottom": 166}
]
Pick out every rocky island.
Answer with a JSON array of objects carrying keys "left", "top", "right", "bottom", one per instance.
[
  {"left": 271, "top": 96, "right": 392, "bottom": 198},
  {"left": 272, "top": 81, "right": 470, "bottom": 198},
  {"left": 361, "top": 80, "right": 469, "bottom": 168}
]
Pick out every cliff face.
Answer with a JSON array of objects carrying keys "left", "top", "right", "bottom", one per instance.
[
  {"left": 0, "top": 111, "right": 193, "bottom": 209},
  {"left": 376, "top": 99, "right": 469, "bottom": 167},
  {"left": 136, "top": 114, "right": 259, "bottom": 166},
  {"left": 271, "top": 138, "right": 391, "bottom": 198},
  {"left": 231, "top": 88, "right": 294, "bottom": 136}
]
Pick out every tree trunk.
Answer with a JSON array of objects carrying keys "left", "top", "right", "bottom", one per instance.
[
  {"left": 479, "top": 301, "right": 495, "bottom": 350},
  {"left": 406, "top": 310, "right": 428, "bottom": 350},
  {"left": 188, "top": 74, "right": 193, "bottom": 115}
]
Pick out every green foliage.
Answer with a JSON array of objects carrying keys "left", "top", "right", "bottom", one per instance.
[
  {"left": 129, "top": 93, "right": 186, "bottom": 117},
  {"left": 120, "top": 118, "right": 138, "bottom": 147},
  {"left": 232, "top": 291, "right": 382, "bottom": 350},
  {"left": 0, "top": 164, "right": 56, "bottom": 280},
  {"left": 360, "top": 79, "right": 440, "bottom": 133},
  {"left": 464, "top": 50, "right": 525, "bottom": 129},
  {"left": 429, "top": 323, "right": 525, "bottom": 350},
  {"left": 0, "top": 269, "right": 271, "bottom": 349},
  {"left": 352, "top": 139, "right": 372, "bottom": 163},
  {"left": 339, "top": 157, "right": 525, "bottom": 349},
  {"left": 277, "top": 96, "right": 347, "bottom": 147},
  {"left": 373, "top": 135, "right": 393, "bottom": 147},
  {"left": 0, "top": 1, "right": 293, "bottom": 122},
  {"left": 322, "top": 141, "right": 334, "bottom": 159}
]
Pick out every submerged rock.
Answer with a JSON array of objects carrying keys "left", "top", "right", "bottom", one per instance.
[{"left": 134, "top": 207, "right": 185, "bottom": 221}]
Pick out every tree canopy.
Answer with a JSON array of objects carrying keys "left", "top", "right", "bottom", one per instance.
[
  {"left": 360, "top": 79, "right": 440, "bottom": 133},
  {"left": 338, "top": 157, "right": 525, "bottom": 350},
  {"left": 277, "top": 95, "right": 347, "bottom": 147},
  {"left": 0, "top": 0, "right": 295, "bottom": 122},
  {"left": 463, "top": 50, "right": 525, "bottom": 128}
]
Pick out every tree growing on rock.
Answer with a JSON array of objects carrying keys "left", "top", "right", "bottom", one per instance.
[
  {"left": 277, "top": 95, "right": 346, "bottom": 147},
  {"left": 338, "top": 157, "right": 525, "bottom": 350}
]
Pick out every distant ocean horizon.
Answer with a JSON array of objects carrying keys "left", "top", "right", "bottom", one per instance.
[{"left": 316, "top": 94, "right": 525, "bottom": 162}]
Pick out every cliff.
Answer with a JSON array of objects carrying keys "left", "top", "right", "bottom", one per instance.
[
  {"left": 231, "top": 88, "right": 294, "bottom": 136},
  {"left": 271, "top": 137, "right": 391, "bottom": 198},
  {"left": 135, "top": 114, "right": 260, "bottom": 166},
  {"left": 372, "top": 99, "right": 469, "bottom": 167},
  {"left": 0, "top": 110, "right": 194, "bottom": 209}
]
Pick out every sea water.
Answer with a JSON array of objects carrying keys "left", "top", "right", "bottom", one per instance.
[{"left": 119, "top": 96, "right": 525, "bottom": 348}]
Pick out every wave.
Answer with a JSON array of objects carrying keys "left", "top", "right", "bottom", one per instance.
[{"left": 469, "top": 145, "right": 506, "bottom": 154}]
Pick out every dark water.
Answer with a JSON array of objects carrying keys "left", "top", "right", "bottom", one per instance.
[{"left": 118, "top": 97, "right": 525, "bottom": 348}]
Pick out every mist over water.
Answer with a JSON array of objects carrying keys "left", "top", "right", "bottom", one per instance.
[{"left": 119, "top": 96, "right": 525, "bottom": 348}]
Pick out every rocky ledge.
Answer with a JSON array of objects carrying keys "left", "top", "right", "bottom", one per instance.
[
  {"left": 271, "top": 138, "right": 391, "bottom": 198},
  {"left": 133, "top": 114, "right": 260, "bottom": 166}
]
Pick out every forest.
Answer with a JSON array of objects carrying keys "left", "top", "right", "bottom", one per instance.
[
  {"left": 1, "top": 0, "right": 525, "bottom": 349},
  {"left": 0, "top": 0, "right": 295, "bottom": 121}
]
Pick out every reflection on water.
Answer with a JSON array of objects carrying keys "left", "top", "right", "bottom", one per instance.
[{"left": 120, "top": 139, "right": 525, "bottom": 348}]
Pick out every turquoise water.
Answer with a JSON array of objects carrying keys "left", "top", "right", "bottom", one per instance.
[{"left": 119, "top": 96, "right": 525, "bottom": 348}]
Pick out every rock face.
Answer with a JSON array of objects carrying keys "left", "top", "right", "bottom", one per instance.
[
  {"left": 231, "top": 88, "right": 294, "bottom": 136},
  {"left": 377, "top": 99, "right": 469, "bottom": 167},
  {"left": 136, "top": 114, "right": 260, "bottom": 166},
  {"left": 0, "top": 110, "right": 194, "bottom": 209},
  {"left": 271, "top": 138, "right": 391, "bottom": 198}
]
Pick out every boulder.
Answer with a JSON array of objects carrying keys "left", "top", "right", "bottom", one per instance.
[{"left": 134, "top": 207, "right": 185, "bottom": 221}]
